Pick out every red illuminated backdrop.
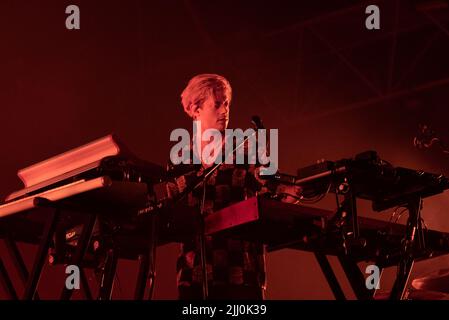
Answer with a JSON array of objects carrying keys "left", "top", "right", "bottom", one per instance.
[{"left": 1, "top": 0, "right": 449, "bottom": 299}]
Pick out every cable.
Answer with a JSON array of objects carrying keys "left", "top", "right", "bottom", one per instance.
[
  {"left": 394, "top": 208, "right": 409, "bottom": 224},
  {"left": 198, "top": 179, "right": 209, "bottom": 300},
  {"left": 388, "top": 206, "right": 408, "bottom": 225}
]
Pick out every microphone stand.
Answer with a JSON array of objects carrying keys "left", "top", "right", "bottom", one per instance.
[{"left": 176, "top": 117, "right": 263, "bottom": 300}]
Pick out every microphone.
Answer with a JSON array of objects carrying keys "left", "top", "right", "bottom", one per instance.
[{"left": 251, "top": 115, "right": 265, "bottom": 130}]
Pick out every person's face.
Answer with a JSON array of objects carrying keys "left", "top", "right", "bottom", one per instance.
[{"left": 194, "top": 89, "right": 230, "bottom": 133}]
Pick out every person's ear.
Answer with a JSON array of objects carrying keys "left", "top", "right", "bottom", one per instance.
[{"left": 192, "top": 103, "right": 201, "bottom": 119}]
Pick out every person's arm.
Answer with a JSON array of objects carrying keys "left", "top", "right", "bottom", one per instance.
[
  {"left": 249, "top": 165, "right": 302, "bottom": 203},
  {"left": 153, "top": 161, "right": 199, "bottom": 206}
]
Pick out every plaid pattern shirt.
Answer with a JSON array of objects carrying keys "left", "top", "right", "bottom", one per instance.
[{"left": 167, "top": 142, "right": 271, "bottom": 291}]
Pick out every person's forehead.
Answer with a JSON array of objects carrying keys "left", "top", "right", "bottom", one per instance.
[{"left": 211, "top": 87, "right": 231, "bottom": 101}]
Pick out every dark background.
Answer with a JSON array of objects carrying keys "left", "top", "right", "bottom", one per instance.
[{"left": 1, "top": 0, "right": 449, "bottom": 299}]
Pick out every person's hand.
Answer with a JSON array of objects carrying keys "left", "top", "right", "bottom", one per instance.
[{"left": 276, "top": 184, "right": 302, "bottom": 204}]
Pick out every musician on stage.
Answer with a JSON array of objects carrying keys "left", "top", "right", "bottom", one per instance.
[{"left": 166, "top": 73, "right": 298, "bottom": 300}]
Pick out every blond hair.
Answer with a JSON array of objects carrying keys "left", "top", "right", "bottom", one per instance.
[{"left": 181, "top": 74, "right": 232, "bottom": 118}]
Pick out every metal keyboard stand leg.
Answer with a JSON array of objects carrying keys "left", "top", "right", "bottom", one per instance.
[
  {"left": 79, "top": 267, "right": 93, "bottom": 300},
  {"left": 60, "top": 212, "right": 97, "bottom": 300},
  {"left": 23, "top": 199, "right": 60, "bottom": 300},
  {"left": 339, "top": 188, "right": 364, "bottom": 253},
  {"left": 98, "top": 247, "right": 118, "bottom": 300},
  {"left": 314, "top": 252, "right": 346, "bottom": 300},
  {"left": 344, "top": 189, "right": 359, "bottom": 241},
  {"left": 134, "top": 253, "right": 150, "bottom": 300},
  {"left": 338, "top": 255, "right": 374, "bottom": 300},
  {"left": 0, "top": 258, "right": 18, "bottom": 299},
  {"left": 389, "top": 197, "right": 423, "bottom": 300},
  {"left": 3, "top": 235, "right": 40, "bottom": 300},
  {"left": 134, "top": 213, "right": 158, "bottom": 300}
]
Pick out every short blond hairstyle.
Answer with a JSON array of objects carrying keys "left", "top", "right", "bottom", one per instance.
[{"left": 180, "top": 74, "right": 232, "bottom": 118}]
